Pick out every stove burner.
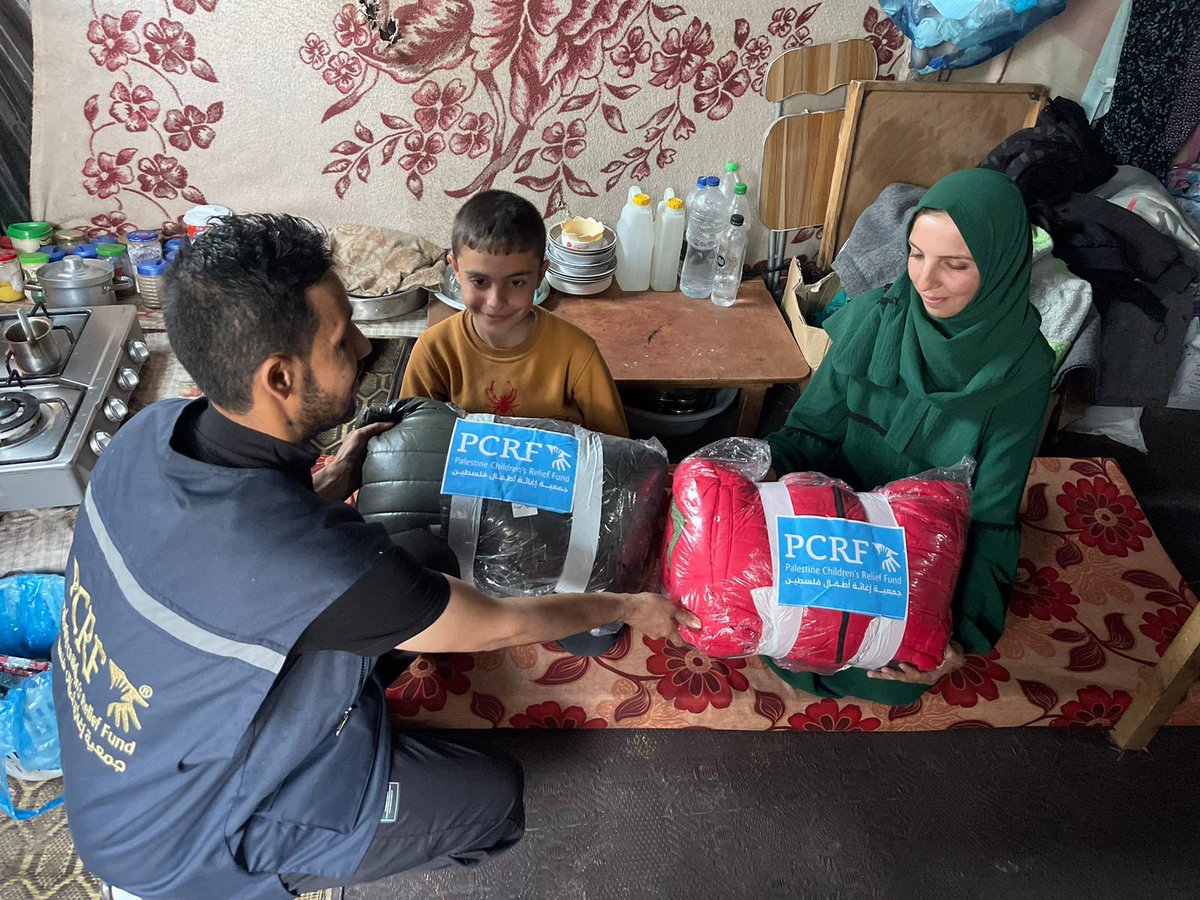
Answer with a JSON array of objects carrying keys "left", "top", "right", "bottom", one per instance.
[{"left": 0, "top": 391, "right": 43, "bottom": 445}]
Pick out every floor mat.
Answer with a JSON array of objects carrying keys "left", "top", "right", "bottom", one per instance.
[{"left": 388, "top": 457, "right": 1200, "bottom": 732}]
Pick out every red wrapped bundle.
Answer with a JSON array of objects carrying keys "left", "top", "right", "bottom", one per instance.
[{"left": 662, "top": 455, "right": 972, "bottom": 674}]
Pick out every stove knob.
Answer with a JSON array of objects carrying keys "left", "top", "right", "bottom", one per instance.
[
  {"left": 90, "top": 431, "right": 112, "bottom": 456},
  {"left": 104, "top": 397, "right": 129, "bottom": 423},
  {"left": 117, "top": 367, "right": 140, "bottom": 392},
  {"left": 126, "top": 339, "right": 150, "bottom": 363}
]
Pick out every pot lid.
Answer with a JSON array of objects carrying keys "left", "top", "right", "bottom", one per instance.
[{"left": 37, "top": 254, "right": 115, "bottom": 288}]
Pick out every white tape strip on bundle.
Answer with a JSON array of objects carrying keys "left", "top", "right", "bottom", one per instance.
[
  {"left": 844, "top": 492, "right": 910, "bottom": 671},
  {"left": 751, "top": 482, "right": 808, "bottom": 659},
  {"left": 554, "top": 427, "right": 604, "bottom": 594},
  {"left": 446, "top": 413, "right": 496, "bottom": 587}
]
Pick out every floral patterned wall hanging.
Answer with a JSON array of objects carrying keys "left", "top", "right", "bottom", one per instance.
[{"left": 33, "top": 1, "right": 906, "bottom": 257}]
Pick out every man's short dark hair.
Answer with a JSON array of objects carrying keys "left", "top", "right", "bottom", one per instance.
[
  {"left": 451, "top": 190, "right": 546, "bottom": 261},
  {"left": 163, "top": 214, "right": 330, "bottom": 413}
]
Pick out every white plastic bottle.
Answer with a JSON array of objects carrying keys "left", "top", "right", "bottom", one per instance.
[
  {"left": 679, "top": 176, "right": 727, "bottom": 298},
  {"left": 651, "top": 194, "right": 686, "bottom": 291},
  {"left": 615, "top": 192, "right": 654, "bottom": 291},
  {"left": 710, "top": 213, "right": 747, "bottom": 307}
]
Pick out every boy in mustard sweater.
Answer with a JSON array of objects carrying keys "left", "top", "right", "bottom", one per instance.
[{"left": 401, "top": 190, "right": 629, "bottom": 437}]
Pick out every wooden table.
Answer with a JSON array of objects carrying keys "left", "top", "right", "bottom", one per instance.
[{"left": 428, "top": 280, "right": 810, "bottom": 435}]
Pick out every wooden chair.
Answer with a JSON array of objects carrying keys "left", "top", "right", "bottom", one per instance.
[{"left": 759, "top": 40, "right": 878, "bottom": 288}]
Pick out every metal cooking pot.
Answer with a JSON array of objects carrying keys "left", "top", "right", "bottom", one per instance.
[
  {"left": 36, "top": 255, "right": 115, "bottom": 308},
  {"left": 4, "top": 316, "right": 61, "bottom": 376},
  {"left": 348, "top": 286, "right": 427, "bottom": 322}
]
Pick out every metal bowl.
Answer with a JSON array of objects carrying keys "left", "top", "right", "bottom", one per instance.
[{"left": 348, "top": 286, "right": 427, "bottom": 321}]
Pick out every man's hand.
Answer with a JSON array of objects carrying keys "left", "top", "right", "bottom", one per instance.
[
  {"left": 620, "top": 591, "right": 701, "bottom": 639},
  {"left": 313, "top": 421, "right": 393, "bottom": 501},
  {"left": 866, "top": 641, "right": 964, "bottom": 685}
]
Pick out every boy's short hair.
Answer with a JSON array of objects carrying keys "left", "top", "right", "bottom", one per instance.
[{"left": 451, "top": 190, "right": 546, "bottom": 261}]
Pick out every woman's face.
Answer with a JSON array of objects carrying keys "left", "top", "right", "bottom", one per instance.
[{"left": 907, "top": 210, "right": 981, "bottom": 319}]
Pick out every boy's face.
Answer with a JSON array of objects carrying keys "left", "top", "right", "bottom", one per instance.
[{"left": 450, "top": 246, "right": 548, "bottom": 348}]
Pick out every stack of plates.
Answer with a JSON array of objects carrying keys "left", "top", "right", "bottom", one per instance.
[{"left": 546, "top": 223, "right": 617, "bottom": 296}]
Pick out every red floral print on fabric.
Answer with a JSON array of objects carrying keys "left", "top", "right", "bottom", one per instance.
[
  {"left": 143, "top": 18, "right": 197, "bottom": 75},
  {"left": 334, "top": 3, "right": 372, "bottom": 48},
  {"left": 1051, "top": 685, "right": 1131, "bottom": 727},
  {"left": 1011, "top": 559, "right": 1081, "bottom": 622},
  {"left": 87, "top": 12, "right": 141, "bottom": 72},
  {"left": 786, "top": 698, "right": 882, "bottom": 732},
  {"left": 163, "top": 103, "right": 222, "bottom": 151},
  {"left": 540, "top": 120, "right": 588, "bottom": 164},
  {"left": 82, "top": 150, "right": 135, "bottom": 199},
  {"left": 611, "top": 26, "right": 652, "bottom": 78},
  {"left": 299, "top": 33, "right": 331, "bottom": 69},
  {"left": 650, "top": 18, "right": 714, "bottom": 90},
  {"left": 412, "top": 79, "right": 466, "bottom": 134},
  {"left": 929, "top": 652, "right": 1011, "bottom": 708},
  {"left": 450, "top": 113, "right": 495, "bottom": 159},
  {"left": 108, "top": 83, "right": 159, "bottom": 132},
  {"left": 693, "top": 51, "right": 750, "bottom": 121},
  {"left": 1140, "top": 606, "right": 1190, "bottom": 657},
  {"left": 643, "top": 636, "right": 749, "bottom": 713},
  {"left": 1058, "top": 477, "right": 1153, "bottom": 557},
  {"left": 388, "top": 654, "right": 474, "bottom": 716},
  {"left": 510, "top": 701, "right": 607, "bottom": 729},
  {"left": 136, "top": 154, "right": 189, "bottom": 199}
]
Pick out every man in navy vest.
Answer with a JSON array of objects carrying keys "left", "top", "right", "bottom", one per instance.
[{"left": 52, "top": 213, "right": 698, "bottom": 899}]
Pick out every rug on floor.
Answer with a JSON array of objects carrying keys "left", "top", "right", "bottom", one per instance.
[{"left": 387, "top": 457, "right": 1200, "bottom": 732}]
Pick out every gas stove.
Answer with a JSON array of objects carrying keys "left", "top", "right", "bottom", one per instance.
[{"left": 0, "top": 304, "right": 147, "bottom": 511}]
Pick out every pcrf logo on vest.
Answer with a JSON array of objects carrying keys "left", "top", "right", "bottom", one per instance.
[
  {"left": 775, "top": 516, "right": 910, "bottom": 620},
  {"left": 441, "top": 419, "right": 579, "bottom": 514}
]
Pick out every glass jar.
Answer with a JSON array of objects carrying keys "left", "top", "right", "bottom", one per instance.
[
  {"left": 18, "top": 252, "right": 49, "bottom": 300},
  {"left": 96, "top": 244, "right": 135, "bottom": 298},
  {"left": 136, "top": 259, "right": 168, "bottom": 309},
  {"left": 7, "top": 222, "right": 53, "bottom": 254},
  {"left": 126, "top": 229, "right": 163, "bottom": 269},
  {"left": 0, "top": 250, "right": 24, "bottom": 302},
  {"left": 54, "top": 228, "right": 86, "bottom": 251}
]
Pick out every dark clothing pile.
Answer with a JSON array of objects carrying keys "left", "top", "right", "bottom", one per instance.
[{"left": 981, "top": 98, "right": 1197, "bottom": 407}]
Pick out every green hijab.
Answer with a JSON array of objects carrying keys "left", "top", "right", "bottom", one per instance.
[{"left": 827, "top": 168, "right": 1053, "bottom": 455}]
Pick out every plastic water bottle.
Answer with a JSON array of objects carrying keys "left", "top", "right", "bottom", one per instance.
[
  {"left": 679, "top": 176, "right": 728, "bottom": 298},
  {"left": 720, "top": 161, "right": 740, "bottom": 204},
  {"left": 650, "top": 193, "right": 686, "bottom": 291},
  {"left": 711, "top": 214, "right": 747, "bottom": 307},
  {"left": 615, "top": 192, "right": 654, "bottom": 291},
  {"left": 731, "top": 182, "right": 751, "bottom": 227},
  {"left": 685, "top": 175, "right": 707, "bottom": 212}
]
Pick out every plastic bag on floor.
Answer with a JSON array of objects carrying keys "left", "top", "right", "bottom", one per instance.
[
  {"left": 0, "top": 573, "right": 65, "bottom": 820},
  {"left": 1064, "top": 406, "right": 1148, "bottom": 453}
]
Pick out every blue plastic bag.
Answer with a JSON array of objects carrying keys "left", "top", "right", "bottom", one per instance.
[
  {"left": 880, "top": 0, "right": 1068, "bottom": 74},
  {"left": 0, "top": 573, "right": 65, "bottom": 820}
]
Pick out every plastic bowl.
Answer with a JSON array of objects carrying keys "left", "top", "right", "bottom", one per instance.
[{"left": 622, "top": 388, "right": 739, "bottom": 437}]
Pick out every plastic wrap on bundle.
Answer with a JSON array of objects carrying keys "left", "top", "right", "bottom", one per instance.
[
  {"left": 662, "top": 438, "right": 974, "bottom": 674},
  {"left": 358, "top": 400, "right": 669, "bottom": 621},
  {"left": 879, "top": 0, "right": 1067, "bottom": 74}
]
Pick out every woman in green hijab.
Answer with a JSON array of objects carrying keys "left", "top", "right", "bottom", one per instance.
[{"left": 765, "top": 168, "right": 1054, "bottom": 706}]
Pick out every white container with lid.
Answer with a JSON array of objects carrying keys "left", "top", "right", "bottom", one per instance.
[
  {"left": 614, "top": 192, "right": 654, "bottom": 291},
  {"left": 184, "top": 205, "right": 232, "bottom": 242}
]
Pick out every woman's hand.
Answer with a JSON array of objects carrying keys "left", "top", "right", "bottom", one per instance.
[{"left": 866, "top": 641, "right": 964, "bottom": 685}]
